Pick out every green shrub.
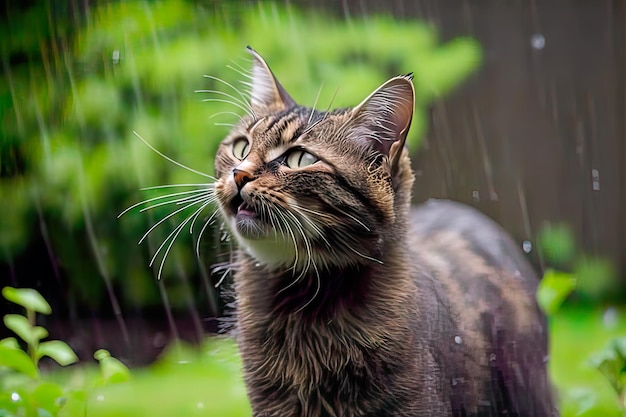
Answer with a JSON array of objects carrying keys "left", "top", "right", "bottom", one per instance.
[{"left": 1, "top": 1, "right": 481, "bottom": 312}]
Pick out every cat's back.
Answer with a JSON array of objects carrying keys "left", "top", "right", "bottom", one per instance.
[{"left": 408, "top": 199, "right": 554, "bottom": 416}]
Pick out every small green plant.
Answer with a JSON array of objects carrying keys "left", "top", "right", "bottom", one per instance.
[
  {"left": 1, "top": 286, "right": 78, "bottom": 416},
  {"left": 590, "top": 337, "right": 626, "bottom": 415},
  {"left": 537, "top": 227, "right": 626, "bottom": 417},
  {"left": 0, "top": 286, "right": 132, "bottom": 416}
]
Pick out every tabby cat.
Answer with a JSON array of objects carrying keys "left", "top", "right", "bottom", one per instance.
[{"left": 212, "top": 47, "right": 556, "bottom": 417}]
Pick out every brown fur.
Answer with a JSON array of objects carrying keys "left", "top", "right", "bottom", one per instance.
[{"left": 213, "top": 47, "right": 556, "bottom": 417}]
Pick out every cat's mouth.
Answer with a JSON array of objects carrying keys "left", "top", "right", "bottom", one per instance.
[{"left": 229, "top": 194, "right": 256, "bottom": 217}]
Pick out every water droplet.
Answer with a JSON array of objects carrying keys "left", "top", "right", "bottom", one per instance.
[
  {"left": 112, "top": 50, "right": 120, "bottom": 64},
  {"left": 472, "top": 191, "right": 480, "bottom": 202},
  {"left": 454, "top": 336, "right": 462, "bottom": 345},
  {"left": 197, "top": 402, "right": 205, "bottom": 409},
  {"left": 177, "top": 360, "right": 190, "bottom": 365},
  {"left": 254, "top": 262, "right": 261, "bottom": 268},
  {"left": 97, "top": 395, "right": 105, "bottom": 402},
  {"left": 489, "top": 353, "right": 497, "bottom": 362},
  {"left": 522, "top": 241, "right": 532, "bottom": 253},
  {"left": 591, "top": 169, "right": 600, "bottom": 191},
  {"left": 531, "top": 34, "right": 545, "bottom": 50},
  {"left": 451, "top": 378, "right": 458, "bottom": 386},
  {"left": 603, "top": 307, "right": 618, "bottom": 328},
  {"left": 10, "top": 392, "right": 20, "bottom": 402}
]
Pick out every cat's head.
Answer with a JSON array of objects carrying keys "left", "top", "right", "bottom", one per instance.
[{"left": 214, "top": 47, "right": 415, "bottom": 272}]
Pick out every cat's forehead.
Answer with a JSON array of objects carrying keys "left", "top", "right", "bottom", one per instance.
[{"left": 239, "top": 107, "right": 348, "bottom": 158}]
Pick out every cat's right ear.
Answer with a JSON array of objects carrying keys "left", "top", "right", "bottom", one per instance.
[
  {"left": 246, "top": 46, "right": 296, "bottom": 111},
  {"left": 348, "top": 74, "right": 415, "bottom": 177}
]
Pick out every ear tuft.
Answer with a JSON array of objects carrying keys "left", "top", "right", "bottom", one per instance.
[
  {"left": 246, "top": 46, "right": 296, "bottom": 110},
  {"left": 349, "top": 74, "right": 415, "bottom": 157}
]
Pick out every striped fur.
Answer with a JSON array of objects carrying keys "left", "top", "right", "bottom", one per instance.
[{"left": 213, "top": 48, "right": 556, "bottom": 417}]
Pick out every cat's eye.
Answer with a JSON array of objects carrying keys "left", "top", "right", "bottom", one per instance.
[
  {"left": 286, "top": 150, "right": 318, "bottom": 169},
  {"left": 232, "top": 138, "right": 250, "bottom": 160}
]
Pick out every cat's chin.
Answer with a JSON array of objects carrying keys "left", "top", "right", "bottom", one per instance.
[{"left": 236, "top": 233, "right": 298, "bottom": 271}]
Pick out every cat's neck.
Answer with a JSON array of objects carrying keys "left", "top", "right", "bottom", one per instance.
[{"left": 234, "top": 234, "right": 414, "bottom": 324}]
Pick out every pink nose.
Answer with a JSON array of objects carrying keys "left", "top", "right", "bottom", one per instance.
[{"left": 233, "top": 169, "right": 255, "bottom": 191}]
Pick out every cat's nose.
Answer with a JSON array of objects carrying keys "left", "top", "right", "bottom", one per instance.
[{"left": 233, "top": 169, "right": 255, "bottom": 191}]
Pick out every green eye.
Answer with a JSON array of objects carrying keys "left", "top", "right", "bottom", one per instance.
[
  {"left": 232, "top": 138, "right": 250, "bottom": 160},
  {"left": 286, "top": 150, "right": 318, "bottom": 168}
]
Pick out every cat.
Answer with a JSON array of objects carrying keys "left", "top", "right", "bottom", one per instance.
[{"left": 212, "top": 46, "right": 557, "bottom": 417}]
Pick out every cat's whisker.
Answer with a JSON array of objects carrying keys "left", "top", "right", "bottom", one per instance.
[
  {"left": 118, "top": 188, "right": 211, "bottom": 218},
  {"left": 200, "top": 98, "right": 255, "bottom": 120},
  {"left": 295, "top": 262, "right": 321, "bottom": 314},
  {"left": 346, "top": 245, "right": 384, "bottom": 265},
  {"left": 141, "top": 183, "right": 213, "bottom": 190},
  {"left": 133, "top": 131, "right": 216, "bottom": 180},
  {"left": 290, "top": 206, "right": 331, "bottom": 249},
  {"left": 195, "top": 89, "right": 253, "bottom": 116},
  {"left": 202, "top": 73, "right": 255, "bottom": 116},
  {"left": 307, "top": 82, "right": 324, "bottom": 127},
  {"left": 139, "top": 191, "right": 214, "bottom": 213},
  {"left": 189, "top": 201, "right": 218, "bottom": 235},
  {"left": 151, "top": 199, "right": 213, "bottom": 279},
  {"left": 195, "top": 210, "right": 220, "bottom": 258},
  {"left": 285, "top": 210, "right": 314, "bottom": 280},
  {"left": 334, "top": 208, "right": 371, "bottom": 232},
  {"left": 227, "top": 62, "right": 254, "bottom": 80},
  {"left": 214, "top": 264, "right": 232, "bottom": 288},
  {"left": 138, "top": 198, "right": 206, "bottom": 245},
  {"left": 209, "top": 111, "right": 243, "bottom": 120}
]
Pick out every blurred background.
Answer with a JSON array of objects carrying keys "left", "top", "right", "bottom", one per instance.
[{"left": 1, "top": 1, "right": 624, "bottom": 416}]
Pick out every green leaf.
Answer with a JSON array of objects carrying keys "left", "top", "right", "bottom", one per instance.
[
  {"left": 538, "top": 225, "right": 576, "bottom": 266},
  {"left": 37, "top": 341, "right": 78, "bottom": 366},
  {"left": 0, "top": 344, "right": 39, "bottom": 379},
  {"left": 32, "top": 382, "right": 64, "bottom": 414},
  {"left": 4, "top": 314, "right": 37, "bottom": 346},
  {"left": 94, "top": 349, "right": 130, "bottom": 384},
  {"left": 0, "top": 337, "right": 20, "bottom": 349},
  {"left": 2, "top": 287, "right": 52, "bottom": 315},
  {"left": 537, "top": 269, "right": 577, "bottom": 315}
]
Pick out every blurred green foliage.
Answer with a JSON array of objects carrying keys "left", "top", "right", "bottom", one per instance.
[
  {"left": 0, "top": 0, "right": 481, "bottom": 313},
  {"left": 537, "top": 228, "right": 626, "bottom": 417}
]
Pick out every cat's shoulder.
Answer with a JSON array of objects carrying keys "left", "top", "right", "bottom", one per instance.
[{"left": 409, "top": 199, "right": 537, "bottom": 282}]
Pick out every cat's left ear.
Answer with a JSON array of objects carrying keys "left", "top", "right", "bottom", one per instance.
[
  {"left": 247, "top": 46, "right": 297, "bottom": 110},
  {"left": 349, "top": 74, "right": 414, "bottom": 174}
]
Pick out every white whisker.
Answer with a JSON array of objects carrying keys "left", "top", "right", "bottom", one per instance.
[
  {"left": 138, "top": 191, "right": 213, "bottom": 213},
  {"left": 200, "top": 98, "right": 255, "bottom": 119},
  {"left": 118, "top": 188, "right": 210, "bottom": 218},
  {"left": 138, "top": 198, "right": 205, "bottom": 245},
  {"left": 140, "top": 183, "right": 213, "bottom": 190},
  {"left": 132, "top": 131, "right": 216, "bottom": 180}
]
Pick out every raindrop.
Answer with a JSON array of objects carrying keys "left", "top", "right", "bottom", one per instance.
[
  {"left": 489, "top": 353, "right": 497, "bottom": 362},
  {"left": 97, "top": 395, "right": 105, "bottom": 402},
  {"left": 531, "top": 34, "right": 545, "bottom": 50},
  {"left": 112, "top": 50, "right": 120, "bottom": 65},
  {"left": 254, "top": 262, "right": 261, "bottom": 268},
  {"left": 178, "top": 360, "right": 190, "bottom": 365},
  {"left": 472, "top": 191, "right": 480, "bottom": 202},
  {"left": 454, "top": 336, "right": 462, "bottom": 345},
  {"left": 10, "top": 392, "right": 20, "bottom": 402},
  {"left": 603, "top": 307, "right": 618, "bottom": 328},
  {"left": 591, "top": 169, "right": 600, "bottom": 191},
  {"left": 197, "top": 402, "right": 205, "bottom": 409},
  {"left": 522, "top": 241, "right": 532, "bottom": 253}
]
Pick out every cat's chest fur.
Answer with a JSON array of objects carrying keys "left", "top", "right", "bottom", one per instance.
[{"left": 233, "top": 202, "right": 551, "bottom": 417}]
